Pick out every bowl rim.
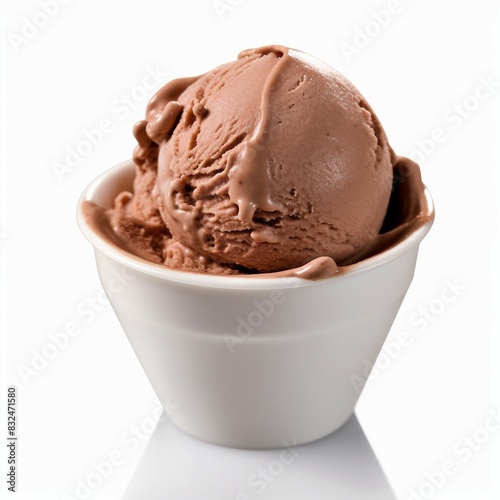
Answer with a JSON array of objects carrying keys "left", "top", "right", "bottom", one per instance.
[{"left": 76, "top": 159, "right": 434, "bottom": 290}]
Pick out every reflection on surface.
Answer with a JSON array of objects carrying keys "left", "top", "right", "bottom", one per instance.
[{"left": 123, "top": 412, "right": 396, "bottom": 499}]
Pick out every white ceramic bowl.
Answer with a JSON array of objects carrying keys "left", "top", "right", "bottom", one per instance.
[{"left": 77, "top": 159, "right": 434, "bottom": 449}]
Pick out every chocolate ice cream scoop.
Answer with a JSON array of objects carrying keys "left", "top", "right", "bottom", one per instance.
[
  {"left": 84, "top": 45, "right": 431, "bottom": 278},
  {"left": 146, "top": 46, "right": 393, "bottom": 272}
]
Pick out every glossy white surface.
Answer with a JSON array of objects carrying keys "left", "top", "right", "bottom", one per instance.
[
  {"left": 1, "top": 0, "right": 498, "bottom": 498},
  {"left": 123, "top": 412, "right": 397, "bottom": 499}
]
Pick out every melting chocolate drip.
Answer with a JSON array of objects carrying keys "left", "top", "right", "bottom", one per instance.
[
  {"left": 132, "top": 76, "right": 200, "bottom": 166},
  {"left": 228, "top": 46, "right": 288, "bottom": 224}
]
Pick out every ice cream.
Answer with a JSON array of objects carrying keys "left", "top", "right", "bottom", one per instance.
[
  {"left": 78, "top": 45, "right": 434, "bottom": 448},
  {"left": 83, "top": 45, "right": 432, "bottom": 278}
]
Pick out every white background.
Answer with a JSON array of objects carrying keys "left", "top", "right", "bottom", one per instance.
[{"left": 1, "top": 0, "right": 499, "bottom": 499}]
